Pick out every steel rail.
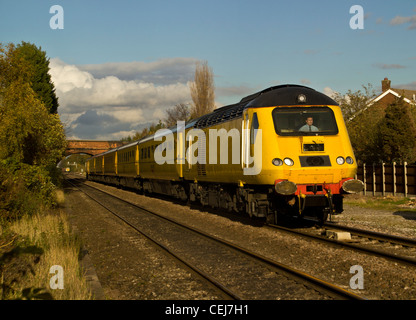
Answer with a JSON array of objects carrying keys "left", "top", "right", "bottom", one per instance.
[
  {"left": 267, "top": 222, "right": 416, "bottom": 267},
  {"left": 66, "top": 178, "right": 242, "bottom": 300},
  {"left": 324, "top": 221, "right": 416, "bottom": 247},
  {"left": 72, "top": 177, "right": 365, "bottom": 300}
]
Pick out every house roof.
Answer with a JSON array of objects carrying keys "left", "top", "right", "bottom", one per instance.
[
  {"left": 372, "top": 88, "right": 416, "bottom": 105},
  {"left": 369, "top": 89, "right": 416, "bottom": 105},
  {"left": 348, "top": 85, "right": 416, "bottom": 122}
]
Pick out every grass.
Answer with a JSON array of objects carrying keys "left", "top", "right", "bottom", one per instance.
[
  {"left": 344, "top": 194, "right": 416, "bottom": 212},
  {"left": 0, "top": 202, "right": 92, "bottom": 300}
]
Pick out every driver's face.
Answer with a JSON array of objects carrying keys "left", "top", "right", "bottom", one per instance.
[{"left": 306, "top": 117, "right": 313, "bottom": 125}]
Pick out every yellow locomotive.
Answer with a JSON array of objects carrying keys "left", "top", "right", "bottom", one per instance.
[{"left": 86, "top": 85, "right": 363, "bottom": 224}]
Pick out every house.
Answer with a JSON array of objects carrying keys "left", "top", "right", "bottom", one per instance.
[
  {"left": 348, "top": 78, "right": 416, "bottom": 121},
  {"left": 371, "top": 77, "right": 416, "bottom": 107}
]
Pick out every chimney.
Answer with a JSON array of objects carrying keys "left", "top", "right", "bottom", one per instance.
[{"left": 382, "top": 77, "right": 391, "bottom": 92}]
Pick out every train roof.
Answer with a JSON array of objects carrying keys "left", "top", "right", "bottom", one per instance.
[
  {"left": 86, "top": 84, "right": 339, "bottom": 160},
  {"left": 243, "top": 84, "right": 338, "bottom": 107},
  {"left": 193, "top": 84, "right": 338, "bottom": 128}
]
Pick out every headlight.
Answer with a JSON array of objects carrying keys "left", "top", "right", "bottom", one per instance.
[
  {"left": 284, "top": 158, "right": 294, "bottom": 166},
  {"left": 275, "top": 180, "right": 297, "bottom": 195},
  {"left": 336, "top": 156, "right": 345, "bottom": 165},
  {"left": 297, "top": 94, "right": 307, "bottom": 103},
  {"left": 346, "top": 156, "right": 354, "bottom": 164},
  {"left": 272, "top": 158, "right": 283, "bottom": 166}
]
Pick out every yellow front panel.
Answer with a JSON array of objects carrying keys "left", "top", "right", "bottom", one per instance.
[{"left": 254, "top": 105, "right": 357, "bottom": 185}]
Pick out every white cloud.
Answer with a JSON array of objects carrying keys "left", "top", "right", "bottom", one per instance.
[
  {"left": 372, "top": 63, "right": 406, "bottom": 70},
  {"left": 323, "top": 86, "right": 338, "bottom": 99},
  {"left": 49, "top": 58, "right": 193, "bottom": 139},
  {"left": 79, "top": 58, "right": 198, "bottom": 84},
  {"left": 152, "top": 108, "right": 165, "bottom": 120},
  {"left": 50, "top": 58, "right": 93, "bottom": 93},
  {"left": 395, "top": 81, "right": 416, "bottom": 91},
  {"left": 390, "top": 15, "right": 416, "bottom": 30},
  {"left": 98, "top": 108, "right": 145, "bottom": 124}
]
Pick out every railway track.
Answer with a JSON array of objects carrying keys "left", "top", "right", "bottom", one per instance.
[
  {"left": 268, "top": 219, "right": 416, "bottom": 267},
  {"left": 65, "top": 176, "right": 365, "bottom": 300}
]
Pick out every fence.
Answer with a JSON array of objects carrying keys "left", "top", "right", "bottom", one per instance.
[{"left": 355, "top": 162, "right": 416, "bottom": 197}]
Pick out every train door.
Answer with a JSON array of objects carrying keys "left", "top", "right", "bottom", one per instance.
[
  {"left": 242, "top": 110, "right": 250, "bottom": 172},
  {"left": 135, "top": 145, "right": 139, "bottom": 176},
  {"left": 242, "top": 110, "right": 262, "bottom": 176},
  {"left": 115, "top": 151, "right": 118, "bottom": 175},
  {"left": 176, "top": 124, "right": 184, "bottom": 178}
]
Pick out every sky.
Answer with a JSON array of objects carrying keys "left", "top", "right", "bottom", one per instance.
[{"left": 1, "top": 0, "right": 416, "bottom": 140}]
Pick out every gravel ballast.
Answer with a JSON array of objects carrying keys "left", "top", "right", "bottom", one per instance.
[{"left": 64, "top": 178, "right": 416, "bottom": 300}]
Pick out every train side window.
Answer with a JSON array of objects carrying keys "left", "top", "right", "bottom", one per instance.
[{"left": 250, "top": 113, "right": 259, "bottom": 144}]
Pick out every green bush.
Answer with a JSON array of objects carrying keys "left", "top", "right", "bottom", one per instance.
[{"left": 0, "top": 160, "right": 57, "bottom": 221}]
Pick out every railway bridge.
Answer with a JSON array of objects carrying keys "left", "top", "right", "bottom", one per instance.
[{"left": 65, "top": 140, "right": 125, "bottom": 156}]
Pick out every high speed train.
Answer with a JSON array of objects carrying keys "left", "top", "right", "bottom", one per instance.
[{"left": 86, "top": 85, "right": 364, "bottom": 224}]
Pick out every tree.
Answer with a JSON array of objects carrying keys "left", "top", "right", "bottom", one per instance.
[
  {"left": 0, "top": 43, "right": 66, "bottom": 167},
  {"left": 13, "top": 41, "right": 59, "bottom": 114},
  {"left": 0, "top": 81, "right": 66, "bottom": 167},
  {"left": 333, "top": 84, "right": 383, "bottom": 163},
  {"left": 164, "top": 103, "right": 191, "bottom": 127},
  {"left": 0, "top": 43, "right": 32, "bottom": 90},
  {"left": 189, "top": 61, "right": 215, "bottom": 118},
  {"left": 0, "top": 42, "right": 66, "bottom": 218},
  {"left": 333, "top": 83, "right": 377, "bottom": 121},
  {"left": 377, "top": 97, "right": 416, "bottom": 163},
  {"left": 123, "top": 120, "right": 166, "bottom": 142}
]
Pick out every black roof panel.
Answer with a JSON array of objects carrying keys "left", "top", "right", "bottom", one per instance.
[
  {"left": 193, "top": 84, "right": 338, "bottom": 128},
  {"left": 244, "top": 84, "right": 338, "bottom": 107}
]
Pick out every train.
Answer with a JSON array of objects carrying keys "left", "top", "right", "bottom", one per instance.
[{"left": 86, "top": 84, "right": 364, "bottom": 224}]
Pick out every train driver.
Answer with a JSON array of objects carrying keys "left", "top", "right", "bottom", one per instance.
[{"left": 299, "top": 116, "right": 319, "bottom": 132}]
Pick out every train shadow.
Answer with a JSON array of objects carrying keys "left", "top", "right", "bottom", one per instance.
[{"left": 393, "top": 210, "right": 416, "bottom": 220}]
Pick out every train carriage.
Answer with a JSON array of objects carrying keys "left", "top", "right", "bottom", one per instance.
[{"left": 116, "top": 141, "right": 139, "bottom": 188}]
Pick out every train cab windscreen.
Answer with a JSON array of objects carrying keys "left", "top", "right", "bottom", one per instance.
[{"left": 272, "top": 107, "right": 338, "bottom": 136}]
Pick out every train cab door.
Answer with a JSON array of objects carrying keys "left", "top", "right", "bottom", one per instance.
[
  {"left": 242, "top": 109, "right": 262, "bottom": 176},
  {"left": 242, "top": 110, "right": 250, "bottom": 171}
]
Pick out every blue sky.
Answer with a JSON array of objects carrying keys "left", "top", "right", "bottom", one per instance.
[{"left": 1, "top": 0, "right": 415, "bottom": 139}]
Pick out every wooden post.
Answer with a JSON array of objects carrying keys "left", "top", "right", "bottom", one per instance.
[
  {"left": 382, "top": 162, "right": 385, "bottom": 197},
  {"left": 363, "top": 163, "right": 366, "bottom": 196},
  {"left": 393, "top": 162, "right": 396, "bottom": 196},
  {"left": 404, "top": 161, "right": 408, "bottom": 197},
  {"left": 373, "top": 163, "right": 376, "bottom": 196}
]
